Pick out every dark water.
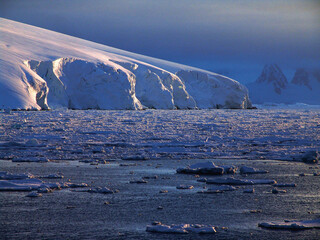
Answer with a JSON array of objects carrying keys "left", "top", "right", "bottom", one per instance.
[{"left": 0, "top": 109, "right": 320, "bottom": 239}]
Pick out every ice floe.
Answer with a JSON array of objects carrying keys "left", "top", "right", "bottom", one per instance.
[
  {"left": 0, "top": 171, "right": 87, "bottom": 192},
  {"left": 0, "top": 171, "right": 34, "bottom": 180},
  {"left": 272, "top": 188, "right": 287, "bottom": 194},
  {"left": 258, "top": 219, "right": 320, "bottom": 230},
  {"left": 301, "top": 150, "right": 319, "bottom": 164},
  {"left": 243, "top": 188, "right": 255, "bottom": 193},
  {"left": 240, "top": 166, "right": 268, "bottom": 174},
  {"left": 205, "top": 177, "right": 276, "bottom": 185},
  {"left": 87, "top": 187, "right": 116, "bottom": 194},
  {"left": 146, "top": 222, "right": 217, "bottom": 234},
  {"left": 129, "top": 179, "right": 148, "bottom": 184},
  {"left": 176, "top": 185, "right": 194, "bottom": 190},
  {"left": 198, "top": 185, "right": 237, "bottom": 194},
  {"left": 176, "top": 161, "right": 236, "bottom": 175},
  {"left": 26, "top": 191, "right": 42, "bottom": 197}
]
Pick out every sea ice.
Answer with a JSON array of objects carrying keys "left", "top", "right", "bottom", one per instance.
[
  {"left": 146, "top": 222, "right": 217, "bottom": 234},
  {"left": 87, "top": 187, "right": 115, "bottom": 194},
  {"left": 240, "top": 166, "right": 268, "bottom": 174},
  {"left": 198, "top": 185, "right": 237, "bottom": 194},
  {"left": 176, "top": 161, "right": 225, "bottom": 175},
  {"left": 301, "top": 150, "right": 319, "bottom": 164},
  {"left": 0, "top": 178, "right": 44, "bottom": 191},
  {"left": 129, "top": 179, "right": 148, "bottom": 184},
  {"left": 258, "top": 219, "right": 320, "bottom": 230},
  {"left": 205, "top": 177, "right": 276, "bottom": 185},
  {"left": 176, "top": 185, "right": 194, "bottom": 190},
  {"left": 26, "top": 191, "right": 42, "bottom": 197},
  {"left": 0, "top": 171, "right": 34, "bottom": 180}
]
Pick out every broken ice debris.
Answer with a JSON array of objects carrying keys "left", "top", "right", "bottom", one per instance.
[
  {"left": 159, "top": 190, "right": 168, "bottom": 193},
  {"left": 301, "top": 151, "right": 319, "bottom": 164},
  {"left": 205, "top": 177, "right": 276, "bottom": 185},
  {"left": 12, "top": 157, "right": 49, "bottom": 162},
  {"left": 0, "top": 171, "right": 87, "bottom": 192},
  {"left": 130, "top": 179, "right": 148, "bottom": 184},
  {"left": 176, "top": 185, "right": 194, "bottom": 190},
  {"left": 272, "top": 188, "right": 286, "bottom": 194},
  {"left": 258, "top": 219, "right": 320, "bottom": 230},
  {"left": 146, "top": 222, "right": 216, "bottom": 234},
  {"left": 119, "top": 163, "right": 137, "bottom": 167},
  {"left": 0, "top": 171, "right": 34, "bottom": 180},
  {"left": 0, "top": 178, "right": 45, "bottom": 191},
  {"left": 198, "top": 185, "right": 237, "bottom": 194},
  {"left": 240, "top": 166, "right": 268, "bottom": 174},
  {"left": 243, "top": 188, "right": 255, "bottom": 193},
  {"left": 122, "top": 155, "right": 149, "bottom": 161},
  {"left": 41, "top": 174, "right": 64, "bottom": 179},
  {"left": 87, "top": 187, "right": 116, "bottom": 194},
  {"left": 62, "top": 182, "right": 88, "bottom": 188},
  {"left": 142, "top": 175, "right": 158, "bottom": 179},
  {"left": 176, "top": 161, "right": 236, "bottom": 175},
  {"left": 26, "top": 191, "right": 42, "bottom": 197}
]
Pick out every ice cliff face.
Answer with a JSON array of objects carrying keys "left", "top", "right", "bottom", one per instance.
[
  {"left": 0, "top": 18, "right": 251, "bottom": 110},
  {"left": 27, "top": 58, "right": 142, "bottom": 110},
  {"left": 247, "top": 65, "right": 320, "bottom": 104}
]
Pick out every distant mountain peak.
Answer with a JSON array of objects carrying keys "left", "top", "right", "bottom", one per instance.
[
  {"left": 291, "top": 68, "right": 312, "bottom": 90},
  {"left": 256, "top": 64, "right": 287, "bottom": 94}
]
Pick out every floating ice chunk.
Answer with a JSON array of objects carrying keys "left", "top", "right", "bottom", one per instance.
[
  {"left": 208, "top": 185, "right": 237, "bottom": 191},
  {"left": 222, "top": 165, "right": 237, "bottom": 174},
  {"left": 26, "top": 191, "right": 42, "bottom": 197},
  {"left": 25, "top": 139, "right": 40, "bottom": 146},
  {"left": 258, "top": 219, "right": 320, "bottom": 230},
  {"left": 159, "top": 190, "right": 168, "bottom": 193},
  {"left": 146, "top": 222, "right": 216, "bottom": 234},
  {"left": 41, "top": 174, "right": 64, "bottom": 179},
  {"left": 198, "top": 185, "right": 237, "bottom": 194},
  {"left": 243, "top": 188, "right": 255, "bottom": 193},
  {"left": 0, "top": 178, "right": 44, "bottom": 191},
  {"left": 63, "top": 182, "right": 88, "bottom": 188},
  {"left": 142, "top": 175, "right": 158, "bottom": 179},
  {"left": 272, "top": 188, "right": 286, "bottom": 194},
  {"left": 119, "top": 163, "right": 137, "bottom": 167},
  {"left": 88, "top": 187, "right": 115, "bottom": 194},
  {"left": 122, "top": 155, "right": 149, "bottom": 161},
  {"left": 176, "top": 161, "right": 224, "bottom": 175},
  {"left": 240, "top": 166, "right": 268, "bottom": 174},
  {"left": 12, "top": 157, "right": 49, "bottom": 162},
  {"left": 37, "top": 188, "right": 52, "bottom": 193},
  {"left": 301, "top": 151, "right": 319, "bottom": 164},
  {"left": 273, "top": 183, "right": 296, "bottom": 187},
  {"left": 206, "top": 177, "right": 276, "bottom": 185},
  {"left": 176, "top": 185, "right": 194, "bottom": 190},
  {"left": 0, "top": 171, "right": 34, "bottom": 180},
  {"left": 197, "top": 178, "right": 207, "bottom": 182},
  {"left": 130, "top": 179, "right": 148, "bottom": 184}
]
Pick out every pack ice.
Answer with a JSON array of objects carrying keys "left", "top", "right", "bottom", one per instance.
[{"left": 0, "top": 18, "right": 251, "bottom": 110}]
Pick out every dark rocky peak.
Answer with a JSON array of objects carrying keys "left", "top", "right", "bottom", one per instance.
[
  {"left": 291, "top": 68, "right": 311, "bottom": 90},
  {"left": 256, "top": 64, "right": 288, "bottom": 94}
]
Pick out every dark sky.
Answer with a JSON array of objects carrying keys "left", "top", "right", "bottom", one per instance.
[{"left": 1, "top": 0, "right": 319, "bottom": 83}]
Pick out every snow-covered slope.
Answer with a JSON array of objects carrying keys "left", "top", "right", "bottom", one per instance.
[
  {"left": 0, "top": 18, "right": 251, "bottom": 110},
  {"left": 247, "top": 64, "right": 320, "bottom": 105}
]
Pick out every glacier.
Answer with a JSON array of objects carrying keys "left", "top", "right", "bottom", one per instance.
[{"left": 0, "top": 18, "right": 251, "bottom": 110}]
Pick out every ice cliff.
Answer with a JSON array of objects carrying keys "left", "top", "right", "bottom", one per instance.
[{"left": 0, "top": 18, "right": 251, "bottom": 110}]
